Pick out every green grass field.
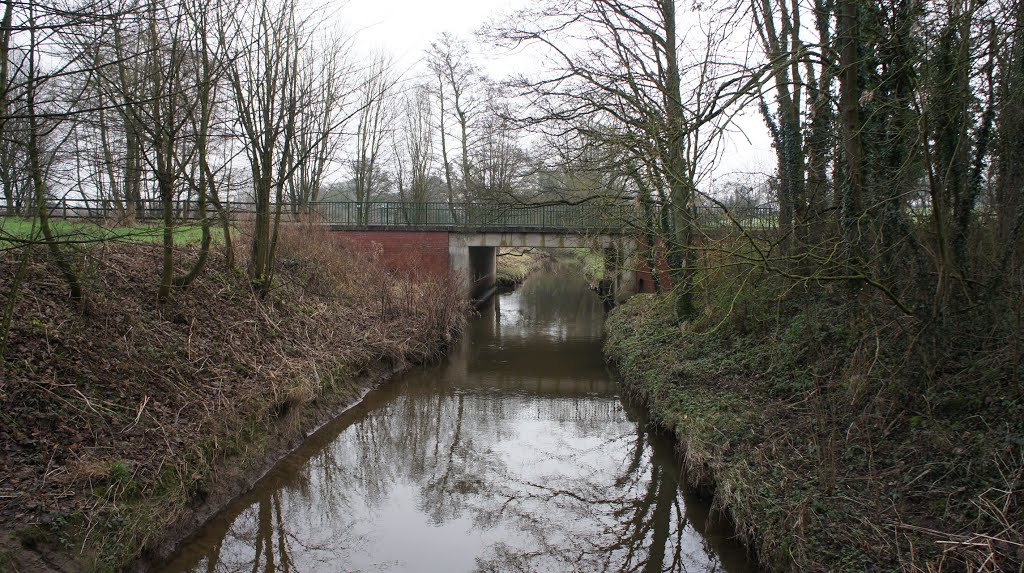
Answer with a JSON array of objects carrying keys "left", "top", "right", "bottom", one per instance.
[{"left": 0, "top": 217, "right": 216, "bottom": 247}]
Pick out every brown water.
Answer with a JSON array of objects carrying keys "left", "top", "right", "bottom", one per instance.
[{"left": 158, "top": 265, "right": 759, "bottom": 573}]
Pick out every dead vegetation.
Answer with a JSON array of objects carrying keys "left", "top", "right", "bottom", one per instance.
[{"left": 0, "top": 222, "right": 466, "bottom": 571}]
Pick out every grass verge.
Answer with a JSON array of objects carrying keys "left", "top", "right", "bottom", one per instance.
[
  {"left": 563, "top": 247, "right": 604, "bottom": 285},
  {"left": 0, "top": 216, "right": 218, "bottom": 248}
]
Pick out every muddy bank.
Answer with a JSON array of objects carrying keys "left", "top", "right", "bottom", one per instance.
[
  {"left": 127, "top": 358, "right": 409, "bottom": 573},
  {"left": 0, "top": 228, "right": 465, "bottom": 572},
  {"left": 5, "top": 360, "right": 408, "bottom": 573}
]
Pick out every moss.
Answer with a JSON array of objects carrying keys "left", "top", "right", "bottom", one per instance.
[
  {"left": 0, "top": 551, "right": 17, "bottom": 572},
  {"left": 14, "top": 526, "right": 54, "bottom": 550}
]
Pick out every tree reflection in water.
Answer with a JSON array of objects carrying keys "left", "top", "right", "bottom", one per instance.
[{"left": 160, "top": 265, "right": 756, "bottom": 573}]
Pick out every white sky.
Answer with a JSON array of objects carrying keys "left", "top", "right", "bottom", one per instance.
[
  {"left": 341, "top": 0, "right": 515, "bottom": 64},
  {"left": 338, "top": 0, "right": 774, "bottom": 188}
]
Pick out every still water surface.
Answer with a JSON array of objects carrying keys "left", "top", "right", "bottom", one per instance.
[{"left": 160, "top": 265, "right": 758, "bottom": 573}]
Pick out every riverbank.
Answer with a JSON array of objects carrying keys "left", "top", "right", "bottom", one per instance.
[
  {"left": 605, "top": 289, "right": 1022, "bottom": 572},
  {"left": 494, "top": 248, "right": 547, "bottom": 288},
  {"left": 155, "top": 262, "right": 759, "bottom": 573},
  {"left": 0, "top": 225, "right": 465, "bottom": 572}
]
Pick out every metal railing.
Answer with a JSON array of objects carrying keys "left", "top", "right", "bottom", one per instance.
[
  {"left": 30, "top": 199, "right": 778, "bottom": 233},
  {"left": 693, "top": 205, "right": 777, "bottom": 232},
  {"left": 317, "top": 201, "right": 636, "bottom": 231}
]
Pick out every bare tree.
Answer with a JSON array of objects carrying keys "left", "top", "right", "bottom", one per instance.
[
  {"left": 489, "top": 0, "right": 752, "bottom": 320},
  {"left": 288, "top": 38, "right": 352, "bottom": 212},
  {"left": 135, "top": 0, "right": 200, "bottom": 302},
  {"left": 222, "top": 0, "right": 305, "bottom": 296},
  {"left": 82, "top": 4, "right": 148, "bottom": 224},
  {"left": 351, "top": 52, "right": 396, "bottom": 224},
  {"left": 427, "top": 33, "right": 481, "bottom": 208},
  {"left": 173, "top": 0, "right": 232, "bottom": 284},
  {"left": 474, "top": 98, "right": 529, "bottom": 201},
  {"left": 6, "top": 0, "right": 97, "bottom": 301},
  {"left": 395, "top": 83, "right": 435, "bottom": 223}
]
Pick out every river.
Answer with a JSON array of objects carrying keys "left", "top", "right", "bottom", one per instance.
[{"left": 158, "top": 264, "right": 758, "bottom": 573}]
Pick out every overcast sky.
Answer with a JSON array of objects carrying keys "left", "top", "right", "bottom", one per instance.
[
  {"left": 339, "top": 0, "right": 774, "bottom": 187},
  {"left": 342, "top": 0, "right": 514, "bottom": 62}
]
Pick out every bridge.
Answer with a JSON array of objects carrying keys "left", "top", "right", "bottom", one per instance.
[
  {"left": 321, "top": 201, "right": 644, "bottom": 302},
  {"left": 313, "top": 201, "right": 776, "bottom": 301}
]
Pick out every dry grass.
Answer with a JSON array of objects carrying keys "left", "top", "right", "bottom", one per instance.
[{"left": 0, "top": 221, "right": 466, "bottom": 570}]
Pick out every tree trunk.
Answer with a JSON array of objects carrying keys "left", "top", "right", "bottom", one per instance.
[
  {"left": 158, "top": 175, "right": 174, "bottom": 303},
  {"left": 838, "top": 0, "right": 866, "bottom": 272},
  {"left": 661, "top": 0, "right": 696, "bottom": 321}
]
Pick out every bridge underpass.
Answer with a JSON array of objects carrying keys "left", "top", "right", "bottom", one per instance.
[{"left": 449, "top": 231, "right": 639, "bottom": 301}]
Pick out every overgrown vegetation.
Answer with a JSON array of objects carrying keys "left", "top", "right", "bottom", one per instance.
[
  {"left": 2, "top": 0, "right": 1023, "bottom": 568},
  {"left": 493, "top": 2, "right": 1024, "bottom": 569},
  {"left": 495, "top": 248, "right": 606, "bottom": 289},
  {"left": 606, "top": 265, "right": 1023, "bottom": 572},
  {"left": 0, "top": 223, "right": 465, "bottom": 572},
  {"left": 562, "top": 248, "right": 605, "bottom": 286}
]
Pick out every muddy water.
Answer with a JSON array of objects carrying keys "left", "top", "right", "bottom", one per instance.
[{"left": 158, "top": 265, "right": 758, "bottom": 573}]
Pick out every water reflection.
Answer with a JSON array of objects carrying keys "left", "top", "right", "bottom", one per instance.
[{"left": 159, "top": 264, "right": 757, "bottom": 573}]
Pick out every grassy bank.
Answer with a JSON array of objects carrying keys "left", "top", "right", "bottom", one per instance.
[
  {"left": 495, "top": 248, "right": 547, "bottom": 287},
  {"left": 605, "top": 282, "right": 1022, "bottom": 572},
  {"left": 0, "top": 224, "right": 465, "bottom": 572},
  {"left": 495, "top": 248, "right": 604, "bottom": 289},
  {"left": 563, "top": 248, "right": 604, "bottom": 286}
]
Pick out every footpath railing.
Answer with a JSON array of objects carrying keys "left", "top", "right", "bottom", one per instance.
[
  {"left": 318, "top": 201, "right": 638, "bottom": 230},
  {"left": 34, "top": 199, "right": 777, "bottom": 233}
]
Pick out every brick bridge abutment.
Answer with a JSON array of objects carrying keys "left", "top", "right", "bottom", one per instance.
[{"left": 332, "top": 229, "right": 663, "bottom": 303}]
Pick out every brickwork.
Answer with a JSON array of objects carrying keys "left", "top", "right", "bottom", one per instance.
[
  {"left": 333, "top": 231, "right": 450, "bottom": 277},
  {"left": 635, "top": 238, "right": 672, "bottom": 293}
]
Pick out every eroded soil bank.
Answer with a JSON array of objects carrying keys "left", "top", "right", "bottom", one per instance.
[
  {"left": 0, "top": 228, "right": 464, "bottom": 572},
  {"left": 604, "top": 293, "right": 1023, "bottom": 573}
]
